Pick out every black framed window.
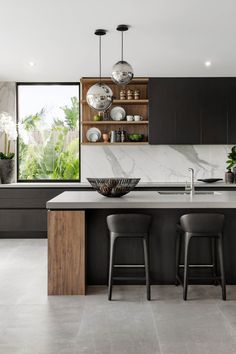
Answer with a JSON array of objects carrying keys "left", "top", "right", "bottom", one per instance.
[{"left": 17, "top": 83, "right": 80, "bottom": 182}]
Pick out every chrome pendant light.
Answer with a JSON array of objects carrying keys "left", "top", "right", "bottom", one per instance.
[
  {"left": 86, "top": 29, "right": 113, "bottom": 111},
  {"left": 111, "top": 24, "right": 134, "bottom": 85}
]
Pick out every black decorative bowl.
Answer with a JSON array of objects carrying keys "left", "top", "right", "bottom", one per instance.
[
  {"left": 87, "top": 178, "right": 140, "bottom": 197},
  {"left": 197, "top": 178, "right": 223, "bottom": 183}
]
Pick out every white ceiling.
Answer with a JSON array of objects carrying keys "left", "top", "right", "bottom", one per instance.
[{"left": 1, "top": 0, "right": 236, "bottom": 81}]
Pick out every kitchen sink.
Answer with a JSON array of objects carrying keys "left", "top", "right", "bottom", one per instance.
[{"left": 158, "top": 191, "right": 220, "bottom": 195}]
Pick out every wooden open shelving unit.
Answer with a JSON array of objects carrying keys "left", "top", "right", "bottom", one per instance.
[{"left": 80, "top": 77, "right": 149, "bottom": 145}]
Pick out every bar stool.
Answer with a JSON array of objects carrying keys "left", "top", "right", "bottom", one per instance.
[
  {"left": 107, "top": 214, "right": 151, "bottom": 301},
  {"left": 176, "top": 213, "right": 226, "bottom": 301}
]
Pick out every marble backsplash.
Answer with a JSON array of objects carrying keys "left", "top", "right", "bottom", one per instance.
[
  {"left": 0, "top": 82, "right": 16, "bottom": 153},
  {"left": 81, "top": 144, "right": 231, "bottom": 183}
]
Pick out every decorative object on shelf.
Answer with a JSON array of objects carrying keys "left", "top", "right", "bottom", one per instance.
[
  {"left": 110, "top": 130, "right": 117, "bottom": 143},
  {"left": 120, "top": 89, "right": 126, "bottom": 100},
  {"left": 0, "top": 112, "right": 17, "bottom": 184},
  {"left": 93, "top": 112, "right": 103, "bottom": 121},
  {"left": 111, "top": 24, "right": 134, "bottom": 85},
  {"left": 121, "top": 129, "right": 126, "bottom": 142},
  {"left": 110, "top": 106, "right": 126, "bottom": 121},
  {"left": 134, "top": 89, "right": 140, "bottom": 100},
  {"left": 197, "top": 178, "right": 223, "bottom": 183},
  {"left": 128, "top": 133, "right": 144, "bottom": 142},
  {"left": 126, "top": 115, "right": 134, "bottom": 121},
  {"left": 86, "top": 29, "right": 113, "bottom": 111},
  {"left": 103, "top": 110, "right": 110, "bottom": 121},
  {"left": 87, "top": 177, "right": 140, "bottom": 197},
  {"left": 127, "top": 89, "right": 134, "bottom": 100},
  {"left": 226, "top": 145, "right": 236, "bottom": 182},
  {"left": 86, "top": 127, "right": 102, "bottom": 142},
  {"left": 225, "top": 170, "right": 234, "bottom": 184},
  {"left": 102, "top": 133, "right": 109, "bottom": 143},
  {"left": 134, "top": 115, "right": 143, "bottom": 121}
]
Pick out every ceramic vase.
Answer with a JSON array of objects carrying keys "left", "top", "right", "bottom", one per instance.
[
  {"left": 0, "top": 159, "right": 15, "bottom": 184},
  {"left": 225, "top": 169, "right": 234, "bottom": 184}
]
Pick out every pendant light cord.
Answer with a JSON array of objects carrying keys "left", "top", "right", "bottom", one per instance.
[
  {"left": 99, "top": 35, "right": 101, "bottom": 85},
  {"left": 121, "top": 31, "right": 123, "bottom": 61}
]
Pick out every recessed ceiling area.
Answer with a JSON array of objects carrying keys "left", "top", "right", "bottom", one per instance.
[{"left": 0, "top": 0, "right": 236, "bottom": 81}]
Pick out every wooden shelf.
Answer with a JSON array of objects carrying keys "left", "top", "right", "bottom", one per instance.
[
  {"left": 81, "top": 77, "right": 149, "bottom": 145},
  {"left": 80, "top": 77, "right": 149, "bottom": 84},
  {"left": 82, "top": 121, "right": 149, "bottom": 125},
  {"left": 81, "top": 99, "right": 148, "bottom": 105},
  {"left": 81, "top": 142, "right": 149, "bottom": 145}
]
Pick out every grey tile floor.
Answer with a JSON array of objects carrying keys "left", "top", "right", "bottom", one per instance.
[{"left": 0, "top": 239, "right": 236, "bottom": 354}]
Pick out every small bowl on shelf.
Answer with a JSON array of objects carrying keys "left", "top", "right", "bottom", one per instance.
[
  {"left": 128, "top": 134, "right": 144, "bottom": 142},
  {"left": 87, "top": 178, "right": 140, "bottom": 197}
]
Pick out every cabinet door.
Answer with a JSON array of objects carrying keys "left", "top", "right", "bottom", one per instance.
[
  {"left": 148, "top": 78, "right": 176, "bottom": 144},
  {"left": 200, "top": 79, "right": 228, "bottom": 144},
  {"left": 227, "top": 78, "right": 236, "bottom": 144},
  {"left": 175, "top": 79, "right": 201, "bottom": 144}
]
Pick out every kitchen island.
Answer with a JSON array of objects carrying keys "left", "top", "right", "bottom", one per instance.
[{"left": 47, "top": 191, "right": 236, "bottom": 295}]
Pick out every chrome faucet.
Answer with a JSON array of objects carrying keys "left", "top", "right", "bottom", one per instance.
[{"left": 188, "top": 168, "right": 195, "bottom": 195}]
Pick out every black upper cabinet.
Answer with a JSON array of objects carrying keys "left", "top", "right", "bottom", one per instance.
[
  {"left": 149, "top": 77, "right": 234, "bottom": 144},
  {"left": 227, "top": 78, "right": 236, "bottom": 144},
  {"left": 149, "top": 78, "right": 202, "bottom": 144},
  {"left": 175, "top": 79, "right": 201, "bottom": 144},
  {"left": 148, "top": 78, "right": 176, "bottom": 144},
  {"left": 200, "top": 78, "right": 228, "bottom": 144}
]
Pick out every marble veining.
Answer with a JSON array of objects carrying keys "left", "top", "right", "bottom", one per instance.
[
  {"left": 0, "top": 82, "right": 16, "bottom": 153},
  {"left": 0, "top": 82, "right": 16, "bottom": 119},
  {"left": 81, "top": 145, "right": 232, "bottom": 183}
]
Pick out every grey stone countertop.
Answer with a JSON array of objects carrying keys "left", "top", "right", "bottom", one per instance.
[
  {"left": 0, "top": 181, "right": 236, "bottom": 188},
  {"left": 46, "top": 190, "right": 236, "bottom": 209}
]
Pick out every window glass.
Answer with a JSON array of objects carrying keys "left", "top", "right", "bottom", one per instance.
[{"left": 17, "top": 84, "right": 80, "bottom": 181}]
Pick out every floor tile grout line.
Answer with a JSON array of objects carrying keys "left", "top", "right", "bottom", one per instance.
[
  {"left": 149, "top": 301, "right": 164, "bottom": 354},
  {"left": 216, "top": 301, "right": 236, "bottom": 339}
]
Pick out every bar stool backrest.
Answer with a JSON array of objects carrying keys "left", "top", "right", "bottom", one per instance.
[
  {"left": 107, "top": 214, "right": 151, "bottom": 234},
  {"left": 180, "top": 213, "right": 224, "bottom": 234}
]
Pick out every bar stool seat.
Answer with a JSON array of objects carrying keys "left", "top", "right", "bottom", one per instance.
[
  {"left": 107, "top": 214, "right": 151, "bottom": 301},
  {"left": 176, "top": 213, "right": 226, "bottom": 301}
]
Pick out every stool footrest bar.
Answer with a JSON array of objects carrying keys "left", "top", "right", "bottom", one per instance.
[
  {"left": 179, "top": 264, "right": 214, "bottom": 268},
  {"left": 113, "top": 276, "right": 146, "bottom": 281},
  {"left": 114, "top": 264, "right": 145, "bottom": 268}
]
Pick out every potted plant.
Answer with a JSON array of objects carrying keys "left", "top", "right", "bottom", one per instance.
[
  {"left": 226, "top": 146, "right": 236, "bottom": 183},
  {"left": 0, "top": 112, "right": 17, "bottom": 184}
]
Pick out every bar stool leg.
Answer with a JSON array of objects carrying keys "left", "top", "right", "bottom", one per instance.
[
  {"left": 175, "top": 231, "right": 181, "bottom": 286},
  {"left": 143, "top": 237, "right": 151, "bottom": 300},
  {"left": 217, "top": 235, "right": 226, "bottom": 301},
  {"left": 183, "top": 233, "right": 191, "bottom": 301},
  {"left": 108, "top": 235, "right": 117, "bottom": 301},
  {"left": 211, "top": 238, "right": 218, "bottom": 286}
]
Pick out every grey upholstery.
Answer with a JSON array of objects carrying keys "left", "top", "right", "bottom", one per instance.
[
  {"left": 107, "top": 214, "right": 151, "bottom": 235},
  {"left": 180, "top": 213, "right": 224, "bottom": 234}
]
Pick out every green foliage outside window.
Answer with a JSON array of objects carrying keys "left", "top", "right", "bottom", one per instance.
[{"left": 18, "top": 96, "right": 80, "bottom": 180}]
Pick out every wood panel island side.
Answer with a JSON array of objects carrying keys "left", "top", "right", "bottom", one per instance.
[{"left": 47, "top": 191, "right": 236, "bottom": 295}]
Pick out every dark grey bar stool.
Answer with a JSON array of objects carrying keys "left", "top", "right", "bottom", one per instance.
[
  {"left": 176, "top": 213, "right": 226, "bottom": 301},
  {"left": 107, "top": 214, "right": 151, "bottom": 301}
]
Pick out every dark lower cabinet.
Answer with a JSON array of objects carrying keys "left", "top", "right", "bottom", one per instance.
[
  {"left": 149, "top": 77, "right": 236, "bottom": 144},
  {"left": 0, "top": 187, "right": 91, "bottom": 238}
]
